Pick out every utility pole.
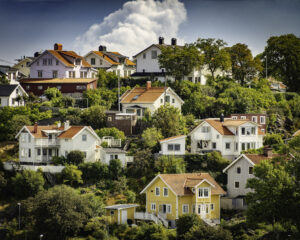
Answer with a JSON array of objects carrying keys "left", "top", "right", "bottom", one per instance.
[
  {"left": 17, "top": 202, "right": 21, "bottom": 230},
  {"left": 118, "top": 75, "right": 120, "bottom": 111}
]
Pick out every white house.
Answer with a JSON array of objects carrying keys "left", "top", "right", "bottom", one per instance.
[
  {"left": 120, "top": 81, "right": 184, "bottom": 117},
  {"left": 0, "top": 84, "right": 27, "bottom": 107},
  {"left": 12, "top": 56, "right": 34, "bottom": 78},
  {"left": 84, "top": 45, "right": 136, "bottom": 78},
  {"left": 28, "top": 43, "right": 97, "bottom": 79},
  {"left": 222, "top": 148, "right": 278, "bottom": 209},
  {"left": 159, "top": 135, "right": 186, "bottom": 155},
  {"left": 189, "top": 117, "right": 264, "bottom": 160},
  {"left": 100, "top": 147, "right": 133, "bottom": 166},
  {"left": 131, "top": 37, "right": 208, "bottom": 84},
  {"left": 16, "top": 121, "right": 101, "bottom": 164}
]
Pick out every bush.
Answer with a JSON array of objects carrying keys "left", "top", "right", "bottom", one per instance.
[
  {"left": 96, "top": 127, "right": 125, "bottom": 141},
  {"left": 66, "top": 150, "right": 85, "bottom": 165},
  {"left": 79, "top": 162, "right": 109, "bottom": 184},
  {"left": 61, "top": 165, "right": 83, "bottom": 186}
]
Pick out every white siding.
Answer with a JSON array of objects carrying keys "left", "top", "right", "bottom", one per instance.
[{"left": 160, "top": 137, "right": 186, "bottom": 155}]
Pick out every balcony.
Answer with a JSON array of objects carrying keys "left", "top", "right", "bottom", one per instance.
[{"left": 35, "top": 139, "right": 59, "bottom": 147}]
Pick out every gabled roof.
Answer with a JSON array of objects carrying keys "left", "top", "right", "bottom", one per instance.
[
  {"left": 141, "top": 173, "right": 225, "bottom": 196},
  {"left": 159, "top": 135, "right": 186, "bottom": 143},
  {"left": 120, "top": 87, "right": 184, "bottom": 104},
  {"left": 105, "top": 204, "right": 139, "bottom": 210},
  {"left": 19, "top": 78, "right": 97, "bottom": 84},
  {"left": 133, "top": 43, "right": 183, "bottom": 58},
  {"left": 90, "top": 51, "right": 136, "bottom": 66},
  {"left": 0, "top": 84, "right": 18, "bottom": 96}
]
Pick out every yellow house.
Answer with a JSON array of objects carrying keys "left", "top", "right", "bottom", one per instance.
[
  {"left": 140, "top": 173, "right": 226, "bottom": 227},
  {"left": 105, "top": 204, "right": 139, "bottom": 224}
]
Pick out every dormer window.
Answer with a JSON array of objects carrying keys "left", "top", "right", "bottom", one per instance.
[
  {"left": 75, "top": 59, "right": 81, "bottom": 65},
  {"left": 91, "top": 58, "right": 95, "bottom": 65},
  {"left": 198, "top": 187, "right": 209, "bottom": 198},
  {"left": 43, "top": 59, "right": 47, "bottom": 65}
]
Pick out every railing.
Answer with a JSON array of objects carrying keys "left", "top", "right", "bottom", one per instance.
[
  {"left": 157, "top": 213, "right": 168, "bottom": 227},
  {"left": 35, "top": 139, "right": 59, "bottom": 146},
  {"left": 100, "top": 138, "right": 122, "bottom": 148},
  {"left": 134, "top": 212, "right": 168, "bottom": 227},
  {"left": 126, "top": 156, "right": 134, "bottom": 163}
]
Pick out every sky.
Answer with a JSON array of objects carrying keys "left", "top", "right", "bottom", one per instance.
[{"left": 0, "top": 0, "right": 299, "bottom": 65}]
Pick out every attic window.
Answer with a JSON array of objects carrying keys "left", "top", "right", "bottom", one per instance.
[
  {"left": 76, "top": 59, "right": 81, "bottom": 65},
  {"left": 132, "top": 95, "right": 140, "bottom": 100}
]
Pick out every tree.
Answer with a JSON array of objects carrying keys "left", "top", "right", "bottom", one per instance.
[
  {"left": 7, "top": 114, "right": 31, "bottom": 140},
  {"left": 262, "top": 34, "right": 300, "bottom": 91},
  {"left": 263, "top": 133, "right": 284, "bottom": 151},
  {"left": 196, "top": 38, "right": 231, "bottom": 81},
  {"left": 158, "top": 44, "right": 203, "bottom": 81},
  {"left": 24, "top": 185, "right": 94, "bottom": 240},
  {"left": 135, "top": 222, "right": 173, "bottom": 240},
  {"left": 66, "top": 150, "right": 85, "bottom": 165},
  {"left": 184, "top": 224, "right": 232, "bottom": 240},
  {"left": 108, "top": 158, "right": 123, "bottom": 180},
  {"left": 0, "top": 171, "right": 7, "bottom": 195},
  {"left": 97, "top": 68, "right": 118, "bottom": 88},
  {"left": 141, "top": 127, "right": 163, "bottom": 148},
  {"left": 96, "top": 127, "right": 125, "bottom": 141},
  {"left": 155, "top": 155, "right": 185, "bottom": 173},
  {"left": 61, "top": 164, "right": 83, "bottom": 186},
  {"left": 228, "top": 43, "right": 262, "bottom": 85},
  {"left": 176, "top": 214, "right": 203, "bottom": 238},
  {"left": 152, "top": 104, "right": 186, "bottom": 138},
  {"left": 44, "top": 87, "right": 62, "bottom": 100},
  {"left": 79, "top": 162, "right": 109, "bottom": 184},
  {"left": 246, "top": 161, "right": 296, "bottom": 237},
  {"left": 81, "top": 105, "right": 106, "bottom": 129},
  {"left": 11, "top": 169, "right": 44, "bottom": 199},
  {"left": 83, "top": 88, "right": 117, "bottom": 108},
  {"left": 0, "top": 74, "right": 9, "bottom": 84},
  {"left": 84, "top": 216, "right": 110, "bottom": 239},
  {"left": 128, "top": 149, "right": 154, "bottom": 179}
]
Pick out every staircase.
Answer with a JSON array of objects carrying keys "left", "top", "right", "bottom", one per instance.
[
  {"left": 135, "top": 212, "right": 168, "bottom": 227},
  {"left": 202, "top": 218, "right": 220, "bottom": 227}
]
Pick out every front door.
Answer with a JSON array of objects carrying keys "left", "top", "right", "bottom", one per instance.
[
  {"left": 121, "top": 210, "right": 127, "bottom": 224},
  {"left": 198, "top": 204, "right": 206, "bottom": 219}
]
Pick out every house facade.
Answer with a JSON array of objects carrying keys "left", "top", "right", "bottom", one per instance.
[
  {"left": 222, "top": 148, "right": 277, "bottom": 209},
  {"left": 120, "top": 81, "right": 184, "bottom": 117},
  {"left": 0, "top": 84, "right": 27, "bottom": 107},
  {"left": 100, "top": 148, "right": 128, "bottom": 166},
  {"left": 131, "top": 37, "right": 206, "bottom": 84},
  {"left": 12, "top": 56, "right": 33, "bottom": 78},
  {"left": 229, "top": 113, "right": 267, "bottom": 133},
  {"left": 189, "top": 117, "right": 264, "bottom": 160},
  {"left": 84, "top": 45, "right": 136, "bottom": 78},
  {"left": 159, "top": 135, "right": 186, "bottom": 155},
  {"left": 105, "top": 204, "right": 139, "bottom": 225},
  {"left": 105, "top": 111, "right": 138, "bottom": 136},
  {"left": 16, "top": 121, "right": 101, "bottom": 164},
  {"left": 141, "top": 173, "right": 225, "bottom": 227}
]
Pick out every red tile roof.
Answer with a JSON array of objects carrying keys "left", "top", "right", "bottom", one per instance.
[{"left": 121, "top": 87, "right": 166, "bottom": 103}]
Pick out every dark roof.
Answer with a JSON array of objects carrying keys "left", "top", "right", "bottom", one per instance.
[
  {"left": 0, "top": 84, "right": 18, "bottom": 96},
  {"left": 131, "top": 72, "right": 166, "bottom": 77}
]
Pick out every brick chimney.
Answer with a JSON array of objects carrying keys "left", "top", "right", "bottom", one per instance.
[
  {"left": 220, "top": 113, "right": 224, "bottom": 122},
  {"left": 263, "top": 146, "right": 273, "bottom": 157},
  {"left": 146, "top": 81, "right": 151, "bottom": 90},
  {"left": 34, "top": 122, "right": 38, "bottom": 133},
  {"left": 54, "top": 43, "right": 63, "bottom": 51}
]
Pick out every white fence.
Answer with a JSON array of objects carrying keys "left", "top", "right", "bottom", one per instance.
[
  {"left": 100, "top": 138, "right": 122, "bottom": 148},
  {"left": 3, "top": 162, "right": 65, "bottom": 173}
]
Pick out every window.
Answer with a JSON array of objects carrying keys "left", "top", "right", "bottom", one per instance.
[
  {"left": 260, "top": 116, "right": 265, "bottom": 124},
  {"left": 226, "top": 142, "right": 231, "bottom": 150},
  {"left": 65, "top": 151, "right": 68, "bottom": 157},
  {"left": 128, "top": 70, "right": 131, "bottom": 75},
  {"left": 172, "top": 98, "right": 175, "bottom": 103},
  {"left": 57, "top": 85, "right": 61, "bottom": 90},
  {"left": 48, "top": 149, "right": 52, "bottom": 156},
  {"left": 28, "top": 148, "right": 31, "bottom": 158},
  {"left": 91, "top": 58, "right": 95, "bottom": 65},
  {"left": 16, "top": 89, "right": 19, "bottom": 94},
  {"left": 241, "top": 127, "right": 245, "bottom": 135},
  {"left": 37, "top": 61, "right": 39, "bottom": 66},
  {"left": 241, "top": 116, "right": 246, "bottom": 120},
  {"left": 251, "top": 142, "right": 256, "bottom": 149},
  {"left": 75, "top": 59, "right": 81, "bottom": 65},
  {"left": 76, "top": 85, "right": 86, "bottom": 90},
  {"left": 232, "top": 116, "right": 238, "bottom": 120},
  {"left": 82, "top": 134, "right": 87, "bottom": 141},
  {"left": 249, "top": 167, "right": 253, "bottom": 174},
  {"left": 108, "top": 117, "right": 112, "bottom": 122},
  {"left": 210, "top": 204, "right": 214, "bottom": 210},
  {"left": 83, "top": 152, "right": 87, "bottom": 158},
  {"left": 43, "top": 59, "right": 47, "bottom": 65},
  {"left": 252, "top": 116, "right": 257, "bottom": 123},
  {"left": 100, "top": 59, "right": 103, "bottom": 65},
  {"left": 52, "top": 70, "right": 58, "bottom": 78},
  {"left": 212, "top": 142, "right": 216, "bottom": 149},
  {"left": 246, "top": 127, "right": 251, "bottom": 135},
  {"left": 182, "top": 204, "right": 189, "bottom": 214},
  {"left": 151, "top": 50, "right": 157, "bottom": 59},
  {"left": 151, "top": 203, "right": 156, "bottom": 211},
  {"left": 167, "top": 204, "right": 171, "bottom": 213},
  {"left": 48, "top": 59, "right": 52, "bottom": 65},
  {"left": 165, "top": 95, "right": 170, "bottom": 102},
  {"left": 201, "top": 126, "right": 210, "bottom": 133},
  {"left": 216, "top": 134, "right": 220, "bottom": 139},
  {"left": 251, "top": 127, "right": 256, "bottom": 135},
  {"left": 174, "top": 144, "right": 180, "bottom": 151},
  {"left": 237, "top": 167, "right": 241, "bottom": 174},
  {"left": 69, "top": 71, "right": 75, "bottom": 78},
  {"left": 155, "top": 187, "right": 160, "bottom": 196},
  {"left": 198, "top": 187, "right": 209, "bottom": 198},
  {"left": 143, "top": 53, "right": 146, "bottom": 59},
  {"left": 21, "top": 148, "right": 25, "bottom": 157},
  {"left": 56, "top": 60, "right": 59, "bottom": 65},
  {"left": 160, "top": 98, "right": 163, "bottom": 103},
  {"left": 38, "top": 86, "right": 43, "bottom": 90},
  {"left": 37, "top": 149, "right": 41, "bottom": 156},
  {"left": 168, "top": 144, "right": 180, "bottom": 151},
  {"left": 247, "top": 142, "right": 251, "bottom": 149},
  {"left": 110, "top": 210, "right": 114, "bottom": 215},
  {"left": 80, "top": 71, "right": 87, "bottom": 78},
  {"left": 163, "top": 187, "right": 168, "bottom": 197},
  {"left": 110, "top": 155, "right": 114, "bottom": 160},
  {"left": 168, "top": 144, "right": 173, "bottom": 151},
  {"left": 192, "top": 204, "right": 196, "bottom": 213},
  {"left": 37, "top": 70, "right": 43, "bottom": 78},
  {"left": 235, "top": 182, "right": 240, "bottom": 188},
  {"left": 242, "top": 143, "right": 246, "bottom": 151}
]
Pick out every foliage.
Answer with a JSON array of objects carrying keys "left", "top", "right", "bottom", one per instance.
[
  {"left": 79, "top": 162, "right": 109, "bottom": 184},
  {"left": 23, "top": 185, "right": 95, "bottom": 240},
  {"left": 44, "top": 87, "right": 62, "bottom": 100},
  {"left": 96, "top": 127, "right": 125, "bottom": 141},
  {"left": 176, "top": 214, "right": 203, "bottom": 238},
  {"left": 61, "top": 164, "right": 83, "bottom": 186},
  {"left": 184, "top": 224, "right": 233, "bottom": 240},
  {"left": 262, "top": 34, "right": 300, "bottom": 91},
  {"left": 84, "top": 216, "right": 110, "bottom": 239},
  {"left": 81, "top": 105, "right": 106, "bottom": 129},
  {"left": 228, "top": 43, "right": 263, "bottom": 85},
  {"left": 155, "top": 156, "right": 186, "bottom": 174},
  {"left": 196, "top": 38, "right": 231, "bottom": 80},
  {"left": 66, "top": 150, "right": 85, "bottom": 165},
  {"left": 263, "top": 133, "right": 284, "bottom": 151},
  {"left": 127, "top": 149, "right": 154, "bottom": 179},
  {"left": 141, "top": 127, "right": 163, "bottom": 148},
  {"left": 158, "top": 44, "right": 203, "bottom": 81},
  {"left": 83, "top": 88, "right": 117, "bottom": 109},
  {"left": 97, "top": 69, "right": 118, "bottom": 88},
  {"left": 0, "top": 74, "right": 9, "bottom": 84},
  {"left": 152, "top": 104, "right": 186, "bottom": 138},
  {"left": 11, "top": 169, "right": 44, "bottom": 199},
  {"left": 7, "top": 114, "right": 31, "bottom": 140},
  {"left": 108, "top": 159, "right": 123, "bottom": 180},
  {"left": 0, "top": 170, "right": 7, "bottom": 194}
]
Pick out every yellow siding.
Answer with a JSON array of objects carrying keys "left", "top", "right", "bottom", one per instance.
[
  {"left": 106, "top": 207, "right": 136, "bottom": 224},
  {"left": 126, "top": 207, "right": 136, "bottom": 220},
  {"left": 145, "top": 177, "right": 177, "bottom": 220},
  {"left": 178, "top": 195, "right": 194, "bottom": 215},
  {"left": 106, "top": 209, "right": 119, "bottom": 224},
  {"left": 210, "top": 195, "right": 220, "bottom": 219}
]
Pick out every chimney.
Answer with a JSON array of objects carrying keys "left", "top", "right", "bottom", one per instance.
[
  {"left": 171, "top": 38, "right": 177, "bottom": 46},
  {"left": 34, "top": 122, "right": 38, "bottom": 133},
  {"left": 220, "top": 113, "right": 224, "bottom": 122},
  {"left": 159, "top": 37, "right": 164, "bottom": 45},
  {"left": 99, "top": 45, "right": 107, "bottom": 52},
  {"left": 263, "top": 146, "right": 273, "bottom": 157},
  {"left": 34, "top": 52, "right": 40, "bottom": 58},
  {"left": 54, "top": 43, "right": 63, "bottom": 51},
  {"left": 57, "top": 121, "right": 61, "bottom": 128},
  {"left": 146, "top": 81, "right": 151, "bottom": 90},
  {"left": 64, "top": 120, "right": 70, "bottom": 131}
]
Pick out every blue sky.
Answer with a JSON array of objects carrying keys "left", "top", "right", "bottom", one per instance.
[{"left": 0, "top": 0, "right": 299, "bottom": 64}]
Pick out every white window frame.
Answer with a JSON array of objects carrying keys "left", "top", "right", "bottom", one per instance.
[
  {"left": 236, "top": 166, "right": 241, "bottom": 174},
  {"left": 241, "top": 116, "right": 246, "bottom": 120},
  {"left": 163, "top": 187, "right": 168, "bottom": 197},
  {"left": 182, "top": 204, "right": 189, "bottom": 214},
  {"left": 167, "top": 204, "right": 172, "bottom": 213},
  {"left": 82, "top": 134, "right": 87, "bottom": 141},
  {"left": 260, "top": 116, "right": 266, "bottom": 124},
  {"left": 234, "top": 181, "right": 240, "bottom": 189},
  {"left": 198, "top": 187, "right": 210, "bottom": 198},
  {"left": 210, "top": 204, "right": 214, "bottom": 210},
  {"left": 151, "top": 203, "right": 156, "bottom": 211},
  {"left": 225, "top": 142, "right": 231, "bottom": 150},
  {"left": 252, "top": 116, "right": 257, "bottom": 123},
  {"left": 155, "top": 187, "right": 160, "bottom": 196},
  {"left": 232, "top": 116, "right": 238, "bottom": 120}
]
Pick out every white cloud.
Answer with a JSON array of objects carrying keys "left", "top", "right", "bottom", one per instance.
[{"left": 74, "top": 0, "right": 187, "bottom": 58}]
